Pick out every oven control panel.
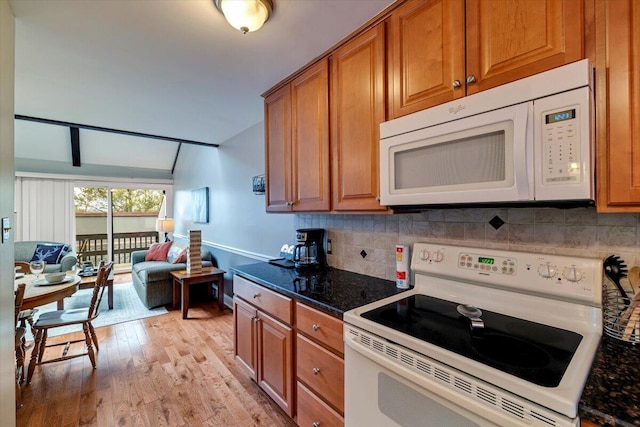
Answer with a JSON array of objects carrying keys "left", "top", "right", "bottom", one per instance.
[
  {"left": 458, "top": 252, "right": 517, "bottom": 275},
  {"left": 411, "top": 243, "right": 603, "bottom": 305}
]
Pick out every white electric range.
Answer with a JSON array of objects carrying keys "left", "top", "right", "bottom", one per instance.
[{"left": 343, "top": 242, "right": 603, "bottom": 427}]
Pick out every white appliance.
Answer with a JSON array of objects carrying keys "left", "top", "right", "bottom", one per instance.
[
  {"left": 343, "top": 243, "right": 603, "bottom": 427},
  {"left": 379, "top": 60, "right": 594, "bottom": 208}
]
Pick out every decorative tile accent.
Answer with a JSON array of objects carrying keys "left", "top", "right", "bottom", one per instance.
[
  {"left": 360, "top": 249, "right": 367, "bottom": 259},
  {"left": 489, "top": 215, "right": 505, "bottom": 230}
]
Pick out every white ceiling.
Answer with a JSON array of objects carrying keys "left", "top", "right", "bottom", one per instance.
[{"left": 10, "top": 0, "right": 395, "bottom": 177}]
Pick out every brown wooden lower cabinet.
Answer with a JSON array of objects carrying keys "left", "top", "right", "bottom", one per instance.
[
  {"left": 234, "top": 276, "right": 345, "bottom": 424},
  {"left": 233, "top": 276, "right": 294, "bottom": 417}
]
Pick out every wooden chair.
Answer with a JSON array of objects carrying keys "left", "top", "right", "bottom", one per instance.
[
  {"left": 26, "top": 261, "right": 114, "bottom": 384},
  {"left": 15, "top": 261, "right": 30, "bottom": 274},
  {"left": 14, "top": 283, "right": 26, "bottom": 409}
]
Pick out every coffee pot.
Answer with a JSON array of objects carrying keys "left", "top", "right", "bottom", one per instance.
[{"left": 292, "top": 228, "right": 326, "bottom": 271}]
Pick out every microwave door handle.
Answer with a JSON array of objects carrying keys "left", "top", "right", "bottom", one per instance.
[{"left": 513, "top": 103, "right": 534, "bottom": 200}]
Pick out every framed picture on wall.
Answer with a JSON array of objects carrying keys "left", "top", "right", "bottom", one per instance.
[{"left": 192, "top": 187, "right": 209, "bottom": 223}]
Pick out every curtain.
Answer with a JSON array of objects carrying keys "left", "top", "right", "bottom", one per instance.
[{"left": 14, "top": 177, "right": 76, "bottom": 247}]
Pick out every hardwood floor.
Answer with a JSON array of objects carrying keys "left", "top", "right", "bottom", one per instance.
[{"left": 16, "top": 293, "right": 297, "bottom": 427}]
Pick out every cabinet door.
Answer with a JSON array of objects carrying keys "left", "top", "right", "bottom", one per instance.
[
  {"left": 330, "top": 24, "right": 387, "bottom": 211},
  {"left": 257, "top": 310, "right": 294, "bottom": 416},
  {"left": 233, "top": 297, "right": 257, "bottom": 380},
  {"left": 388, "top": 0, "right": 466, "bottom": 118},
  {"left": 597, "top": 0, "right": 640, "bottom": 209},
  {"left": 265, "top": 85, "right": 292, "bottom": 212},
  {"left": 466, "top": 0, "right": 584, "bottom": 95},
  {"left": 291, "top": 59, "right": 330, "bottom": 211}
]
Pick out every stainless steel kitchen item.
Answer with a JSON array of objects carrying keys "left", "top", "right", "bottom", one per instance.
[{"left": 344, "top": 243, "right": 602, "bottom": 426}]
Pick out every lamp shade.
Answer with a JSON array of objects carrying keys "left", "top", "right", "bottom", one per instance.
[
  {"left": 156, "top": 218, "right": 175, "bottom": 233},
  {"left": 217, "top": 0, "right": 272, "bottom": 34}
]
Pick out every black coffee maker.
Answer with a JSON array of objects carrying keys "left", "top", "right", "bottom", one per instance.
[{"left": 293, "top": 228, "right": 327, "bottom": 271}]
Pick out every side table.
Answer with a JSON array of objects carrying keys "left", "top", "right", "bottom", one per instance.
[{"left": 170, "top": 267, "right": 226, "bottom": 319}]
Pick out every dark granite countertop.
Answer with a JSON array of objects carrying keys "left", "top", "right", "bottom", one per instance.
[
  {"left": 231, "top": 262, "right": 409, "bottom": 318},
  {"left": 580, "top": 336, "right": 640, "bottom": 426}
]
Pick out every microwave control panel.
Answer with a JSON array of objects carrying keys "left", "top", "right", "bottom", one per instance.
[{"left": 542, "top": 105, "right": 581, "bottom": 184}]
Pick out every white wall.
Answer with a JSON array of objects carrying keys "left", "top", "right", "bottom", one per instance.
[
  {"left": 173, "top": 121, "right": 294, "bottom": 259},
  {"left": 0, "top": 0, "right": 15, "bottom": 423}
]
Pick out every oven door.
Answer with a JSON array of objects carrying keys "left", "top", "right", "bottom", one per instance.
[
  {"left": 379, "top": 102, "right": 533, "bottom": 207},
  {"left": 344, "top": 325, "right": 578, "bottom": 427}
]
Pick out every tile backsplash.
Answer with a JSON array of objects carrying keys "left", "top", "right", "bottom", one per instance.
[{"left": 295, "top": 207, "right": 640, "bottom": 282}]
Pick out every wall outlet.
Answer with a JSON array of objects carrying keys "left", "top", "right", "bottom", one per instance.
[{"left": 327, "top": 239, "right": 332, "bottom": 254}]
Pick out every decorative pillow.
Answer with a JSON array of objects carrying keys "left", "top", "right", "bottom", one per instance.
[
  {"left": 30, "top": 243, "right": 67, "bottom": 264},
  {"left": 171, "top": 247, "right": 188, "bottom": 264},
  {"left": 145, "top": 241, "right": 173, "bottom": 261}
]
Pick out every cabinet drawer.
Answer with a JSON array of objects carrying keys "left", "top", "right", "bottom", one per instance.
[
  {"left": 296, "top": 334, "right": 344, "bottom": 413},
  {"left": 296, "top": 302, "right": 344, "bottom": 355},
  {"left": 233, "top": 275, "right": 292, "bottom": 324},
  {"left": 297, "top": 381, "right": 344, "bottom": 427}
]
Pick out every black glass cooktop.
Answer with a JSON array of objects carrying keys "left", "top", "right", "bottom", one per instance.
[{"left": 361, "top": 295, "right": 583, "bottom": 387}]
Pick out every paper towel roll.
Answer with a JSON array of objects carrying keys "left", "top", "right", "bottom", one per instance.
[{"left": 396, "top": 244, "right": 410, "bottom": 289}]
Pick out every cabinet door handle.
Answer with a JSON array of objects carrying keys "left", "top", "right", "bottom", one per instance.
[
  {"left": 312, "top": 324, "right": 320, "bottom": 332},
  {"left": 452, "top": 80, "right": 461, "bottom": 89},
  {"left": 313, "top": 422, "right": 320, "bottom": 427},
  {"left": 466, "top": 75, "right": 476, "bottom": 84},
  {"left": 253, "top": 293, "right": 260, "bottom": 299},
  {"left": 313, "top": 367, "right": 320, "bottom": 375}
]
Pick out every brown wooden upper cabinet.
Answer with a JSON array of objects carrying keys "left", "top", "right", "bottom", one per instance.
[
  {"left": 596, "top": 0, "right": 640, "bottom": 210},
  {"left": 330, "top": 24, "right": 387, "bottom": 211},
  {"left": 387, "top": 0, "right": 585, "bottom": 119},
  {"left": 265, "top": 59, "right": 330, "bottom": 212}
]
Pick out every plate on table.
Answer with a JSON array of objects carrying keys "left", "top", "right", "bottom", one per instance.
[
  {"left": 77, "top": 269, "right": 98, "bottom": 277},
  {"left": 33, "top": 276, "right": 75, "bottom": 286}
]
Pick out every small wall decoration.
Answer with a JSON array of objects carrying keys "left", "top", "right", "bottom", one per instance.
[
  {"left": 192, "top": 187, "right": 209, "bottom": 223},
  {"left": 252, "top": 174, "right": 265, "bottom": 195}
]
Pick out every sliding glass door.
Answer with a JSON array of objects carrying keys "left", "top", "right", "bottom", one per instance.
[{"left": 75, "top": 183, "right": 169, "bottom": 272}]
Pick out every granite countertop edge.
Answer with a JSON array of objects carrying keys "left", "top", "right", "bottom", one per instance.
[{"left": 231, "top": 262, "right": 409, "bottom": 319}]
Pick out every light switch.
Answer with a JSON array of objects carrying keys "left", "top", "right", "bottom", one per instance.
[{"left": 2, "top": 217, "right": 11, "bottom": 243}]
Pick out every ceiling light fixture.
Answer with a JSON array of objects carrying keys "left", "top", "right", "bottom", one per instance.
[{"left": 214, "top": 0, "right": 273, "bottom": 34}]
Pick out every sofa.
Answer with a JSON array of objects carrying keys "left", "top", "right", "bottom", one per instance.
[
  {"left": 15, "top": 241, "right": 77, "bottom": 273},
  {"left": 131, "top": 243, "right": 214, "bottom": 309}
]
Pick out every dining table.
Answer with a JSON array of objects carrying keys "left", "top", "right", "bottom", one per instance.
[{"left": 15, "top": 273, "right": 81, "bottom": 310}]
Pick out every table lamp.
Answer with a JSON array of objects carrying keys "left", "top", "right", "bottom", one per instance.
[{"left": 156, "top": 218, "right": 175, "bottom": 242}]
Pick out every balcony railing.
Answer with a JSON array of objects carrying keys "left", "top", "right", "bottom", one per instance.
[{"left": 76, "top": 231, "right": 159, "bottom": 267}]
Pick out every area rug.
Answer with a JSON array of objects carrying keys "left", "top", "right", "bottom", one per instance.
[{"left": 24, "top": 282, "right": 168, "bottom": 340}]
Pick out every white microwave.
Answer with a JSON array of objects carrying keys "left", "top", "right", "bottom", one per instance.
[{"left": 379, "top": 60, "right": 594, "bottom": 208}]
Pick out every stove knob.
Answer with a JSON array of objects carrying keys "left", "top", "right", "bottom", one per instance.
[
  {"left": 537, "top": 263, "right": 557, "bottom": 278},
  {"left": 432, "top": 250, "right": 444, "bottom": 263},
  {"left": 420, "top": 250, "right": 431, "bottom": 261},
  {"left": 563, "top": 267, "right": 583, "bottom": 282}
]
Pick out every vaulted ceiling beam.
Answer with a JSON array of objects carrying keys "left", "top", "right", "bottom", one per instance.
[
  {"left": 15, "top": 115, "right": 219, "bottom": 148},
  {"left": 70, "top": 126, "right": 81, "bottom": 167}
]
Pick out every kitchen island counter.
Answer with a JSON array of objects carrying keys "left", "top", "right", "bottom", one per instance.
[
  {"left": 580, "top": 336, "right": 640, "bottom": 426},
  {"left": 231, "top": 262, "right": 408, "bottom": 318}
]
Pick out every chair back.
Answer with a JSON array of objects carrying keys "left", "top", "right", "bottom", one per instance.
[
  {"left": 14, "top": 262, "right": 30, "bottom": 274},
  {"left": 88, "top": 261, "right": 113, "bottom": 320},
  {"left": 14, "top": 283, "right": 26, "bottom": 327}
]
